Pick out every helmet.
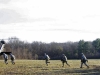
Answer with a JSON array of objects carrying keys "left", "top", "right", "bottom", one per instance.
[{"left": 81, "top": 53, "right": 84, "bottom": 55}]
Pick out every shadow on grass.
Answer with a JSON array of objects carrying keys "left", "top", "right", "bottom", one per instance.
[{"left": 53, "top": 65, "right": 100, "bottom": 75}]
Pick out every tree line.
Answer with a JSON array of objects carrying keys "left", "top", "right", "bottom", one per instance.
[{"left": 2, "top": 37, "right": 100, "bottom": 60}]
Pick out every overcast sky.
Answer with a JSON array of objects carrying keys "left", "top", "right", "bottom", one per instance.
[{"left": 0, "top": 0, "right": 100, "bottom": 43}]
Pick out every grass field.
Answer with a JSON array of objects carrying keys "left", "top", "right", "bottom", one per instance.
[{"left": 0, "top": 59, "right": 100, "bottom": 75}]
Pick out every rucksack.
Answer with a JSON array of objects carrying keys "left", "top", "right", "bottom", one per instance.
[
  {"left": 61, "top": 56, "right": 67, "bottom": 61},
  {"left": 46, "top": 55, "right": 50, "bottom": 60}
]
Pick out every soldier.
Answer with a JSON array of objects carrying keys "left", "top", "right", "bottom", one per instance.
[
  {"left": 61, "top": 54, "right": 70, "bottom": 67},
  {"left": 10, "top": 53, "right": 15, "bottom": 65},
  {"left": 0, "top": 40, "right": 5, "bottom": 53},
  {"left": 80, "top": 53, "right": 89, "bottom": 68},
  {"left": 44, "top": 53, "right": 50, "bottom": 66},
  {"left": 3, "top": 53, "right": 8, "bottom": 65}
]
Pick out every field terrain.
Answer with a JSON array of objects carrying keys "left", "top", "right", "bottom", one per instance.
[{"left": 0, "top": 59, "right": 100, "bottom": 75}]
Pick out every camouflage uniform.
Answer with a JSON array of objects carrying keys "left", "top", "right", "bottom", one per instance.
[
  {"left": 61, "top": 54, "right": 70, "bottom": 67},
  {"left": 3, "top": 53, "right": 8, "bottom": 65},
  {"left": 10, "top": 53, "right": 15, "bottom": 65},
  {"left": 44, "top": 53, "right": 50, "bottom": 66},
  {"left": 80, "top": 53, "right": 89, "bottom": 68}
]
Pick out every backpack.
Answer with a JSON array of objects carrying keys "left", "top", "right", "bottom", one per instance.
[
  {"left": 46, "top": 55, "right": 50, "bottom": 60},
  {"left": 81, "top": 55, "right": 87, "bottom": 63},
  {"left": 61, "top": 55, "right": 67, "bottom": 61}
]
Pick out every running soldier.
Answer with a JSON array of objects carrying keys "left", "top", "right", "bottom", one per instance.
[
  {"left": 3, "top": 53, "right": 8, "bottom": 65},
  {"left": 61, "top": 54, "right": 70, "bottom": 67},
  {"left": 10, "top": 53, "right": 15, "bottom": 64},
  {"left": 44, "top": 53, "right": 50, "bottom": 66},
  {"left": 80, "top": 53, "right": 89, "bottom": 68}
]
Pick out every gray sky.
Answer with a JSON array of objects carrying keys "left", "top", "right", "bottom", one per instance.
[{"left": 0, "top": 0, "right": 100, "bottom": 43}]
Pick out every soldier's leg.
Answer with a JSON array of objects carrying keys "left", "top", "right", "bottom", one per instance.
[
  {"left": 84, "top": 62, "right": 89, "bottom": 68},
  {"left": 11, "top": 59, "right": 15, "bottom": 65},
  {"left": 47, "top": 61, "right": 50, "bottom": 63},
  {"left": 46, "top": 59, "right": 50, "bottom": 65},
  {"left": 5, "top": 59, "right": 8, "bottom": 65},
  {"left": 47, "top": 60, "right": 50, "bottom": 66},
  {"left": 80, "top": 62, "right": 83, "bottom": 68},
  {"left": 62, "top": 61, "right": 64, "bottom": 67},
  {"left": 45, "top": 60, "right": 48, "bottom": 66},
  {"left": 65, "top": 61, "right": 70, "bottom": 66},
  {"left": 47, "top": 59, "right": 50, "bottom": 63},
  {"left": 13, "top": 60, "right": 15, "bottom": 64}
]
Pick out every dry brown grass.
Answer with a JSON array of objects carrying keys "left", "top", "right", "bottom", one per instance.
[{"left": 0, "top": 59, "right": 100, "bottom": 75}]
